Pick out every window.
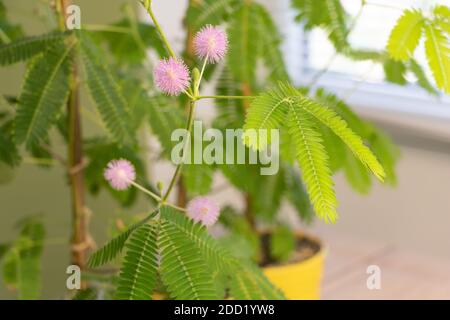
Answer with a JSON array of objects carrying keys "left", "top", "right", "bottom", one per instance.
[{"left": 274, "top": 0, "right": 450, "bottom": 138}]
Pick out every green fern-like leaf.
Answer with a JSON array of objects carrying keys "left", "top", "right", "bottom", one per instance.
[
  {"left": 229, "top": 262, "right": 284, "bottom": 300},
  {"left": 252, "top": 172, "right": 285, "bottom": 221},
  {"left": 383, "top": 59, "right": 407, "bottom": 85},
  {"left": 187, "top": 0, "right": 241, "bottom": 31},
  {"left": 182, "top": 163, "right": 214, "bottom": 196},
  {"left": 97, "top": 19, "right": 165, "bottom": 63},
  {"left": 15, "top": 42, "right": 73, "bottom": 149},
  {"left": 213, "top": 67, "right": 246, "bottom": 129},
  {"left": 253, "top": 4, "right": 289, "bottom": 82},
  {"left": 323, "top": 0, "right": 348, "bottom": 50},
  {"left": 287, "top": 97, "right": 337, "bottom": 223},
  {"left": 115, "top": 224, "right": 158, "bottom": 300},
  {"left": 283, "top": 165, "right": 314, "bottom": 223},
  {"left": 160, "top": 207, "right": 230, "bottom": 272},
  {"left": 147, "top": 95, "right": 184, "bottom": 157},
  {"left": 343, "top": 150, "right": 372, "bottom": 194},
  {"left": 0, "top": 32, "right": 68, "bottom": 66},
  {"left": 270, "top": 226, "right": 296, "bottom": 262},
  {"left": 244, "top": 83, "right": 386, "bottom": 221},
  {"left": 79, "top": 33, "right": 134, "bottom": 144},
  {"left": 88, "top": 211, "right": 156, "bottom": 268},
  {"left": 434, "top": 5, "right": 450, "bottom": 32},
  {"left": 424, "top": 23, "right": 450, "bottom": 93},
  {"left": 297, "top": 93, "right": 385, "bottom": 181},
  {"left": 243, "top": 86, "right": 288, "bottom": 149},
  {"left": 228, "top": 3, "right": 260, "bottom": 85},
  {"left": 2, "top": 216, "right": 45, "bottom": 300},
  {"left": 408, "top": 58, "right": 439, "bottom": 95},
  {"left": 159, "top": 220, "right": 218, "bottom": 299},
  {"left": 0, "top": 120, "right": 20, "bottom": 166},
  {"left": 292, "top": 0, "right": 349, "bottom": 50},
  {"left": 387, "top": 9, "right": 424, "bottom": 61}
]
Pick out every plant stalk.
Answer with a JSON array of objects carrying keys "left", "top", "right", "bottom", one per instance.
[
  {"left": 162, "top": 100, "right": 196, "bottom": 202},
  {"left": 58, "top": 0, "right": 90, "bottom": 280}
]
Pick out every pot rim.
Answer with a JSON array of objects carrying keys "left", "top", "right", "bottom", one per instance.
[{"left": 261, "top": 229, "right": 327, "bottom": 269}]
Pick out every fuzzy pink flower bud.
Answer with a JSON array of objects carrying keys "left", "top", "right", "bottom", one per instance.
[
  {"left": 154, "top": 58, "right": 190, "bottom": 96},
  {"left": 104, "top": 159, "right": 136, "bottom": 190},
  {"left": 187, "top": 197, "right": 220, "bottom": 227},
  {"left": 194, "top": 25, "right": 228, "bottom": 63}
]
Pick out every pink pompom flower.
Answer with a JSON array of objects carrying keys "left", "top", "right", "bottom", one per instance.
[
  {"left": 194, "top": 25, "right": 228, "bottom": 63},
  {"left": 154, "top": 57, "right": 191, "bottom": 96},
  {"left": 187, "top": 197, "right": 220, "bottom": 227},
  {"left": 104, "top": 159, "right": 136, "bottom": 190}
]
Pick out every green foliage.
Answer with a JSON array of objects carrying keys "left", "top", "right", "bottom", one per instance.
[
  {"left": 2, "top": 216, "right": 45, "bottom": 300},
  {"left": 252, "top": 172, "right": 285, "bottom": 221},
  {"left": 298, "top": 92, "right": 385, "bottom": 181},
  {"left": 229, "top": 262, "right": 284, "bottom": 300},
  {"left": 0, "top": 1, "right": 23, "bottom": 44},
  {"left": 97, "top": 18, "right": 165, "bottom": 64},
  {"left": 15, "top": 42, "right": 73, "bottom": 149},
  {"left": 228, "top": 3, "right": 259, "bottom": 86},
  {"left": 424, "top": 23, "right": 450, "bottom": 93},
  {"left": 79, "top": 32, "right": 135, "bottom": 145},
  {"left": 159, "top": 207, "right": 230, "bottom": 272},
  {"left": 88, "top": 211, "right": 156, "bottom": 268},
  {"left": 408, "top": 59, "right": 438, "bottom": 95},
  {"left": 146, "top": 95, "right": 185, "bottom": 157},
  {"left": 315, "top": 89, "right": 399, "bottom": 188},
  {"left": 84, "top": 138, "right": 147, "bottom": 207},
  {"left": 270, "top": 226, "right": 296, "bottom": 262},
  {"left": 386, "top": 6, "right": 450, "bottom": 93},
  {"left": 219, "top": 206, "right": 260, "bottom": 262},
  {"left": 292, "top": 0, "right": 349, "bottom": 50},
  {"left": 182, "top": 163, "right": 214, "bottom": 196},
  {"left": 115, "top": 224, "right": 159, "bottom": 300},
  {"left": 383, "top": 59, "right": 407, "bottom": 85},
  {"left": 0, "top": 32, "right": 68, "bottom": 66},
  {"left": 287, "top": 96, "right": 337, "bottom": 223},
  {"left": 283, "top": 165, "right": 315, "bottom": 223},
  {"left": 0, "top": 119, "right": 20, "bottom": 166},
  {"left": 244, "top": 83, "right": 385, "bottom": 222},
  {"left": 227, "top": 2, "right": 289, "bottom": 87},
  {"left": 110, "top": 207, "right": 284, "bottom": 300},
  {"left": 159, "top": 218, "right": 218, "bottom": 299},
  {"left": 187, "top": 0, "right": 241, "bottom": 32},
  {"left": 387, "top": 9, "right": 424, "bottom": 61},
  {"left": 252, "top": 4, "right": 289, "bottom": 82}
]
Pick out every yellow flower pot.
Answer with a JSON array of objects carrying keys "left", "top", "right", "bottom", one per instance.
[{"left": 263, "top": 233, "right": 325, "bottom": 300}]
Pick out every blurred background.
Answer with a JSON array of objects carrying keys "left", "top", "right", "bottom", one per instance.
[{"left": 1, "top": 0, "right": 449, "bottom": 299}]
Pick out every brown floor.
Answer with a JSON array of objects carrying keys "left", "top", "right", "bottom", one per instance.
[{"left": 320, "top": 234, "right": 450, "bottom": 299}]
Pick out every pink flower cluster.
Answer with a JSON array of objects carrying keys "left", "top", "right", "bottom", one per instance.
[
  {"left": 187, "top": 197, "right": 220, "bottom": 227},
  {"left": 194, "top": 25, "right": 228, "bottom": 64},
  {"left": 104, "top": 159, "right": 136, "bottom": 190},
  {"left": 154, "top": 25, "right": 228, "bottom": 95},
  {"left": 154, "top": 58, "right": 190, "bottom": 96}
]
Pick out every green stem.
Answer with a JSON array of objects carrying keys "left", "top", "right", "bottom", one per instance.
[
  {"left": 162, "top": 100, "right": 196, "bottom": 202},
  {"left": 196, "top": 56, "right": 208, "bottom": 92},
  {"left": 197, "top": 95, "right": 256, "bottom": 100},
  {"left": 130, "top": 181, "right": 161, "bottom": 201},
  {"left": 130, "top": 181, "right": 186, "bottom": 212},
  {"left": 141, "top": 0, "right": 176, "bottom": 58},
  {"left": 0, "top": 27, "right": 11, "bottom": 44}
]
